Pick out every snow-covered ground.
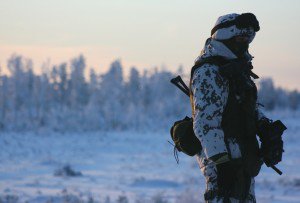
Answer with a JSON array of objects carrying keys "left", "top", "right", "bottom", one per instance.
[{"left": 0, "top": 110, "right": 300, "bottom": 203}]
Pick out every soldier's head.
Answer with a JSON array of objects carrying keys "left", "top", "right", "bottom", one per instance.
[{"left": 211, "top": 13, "right": 260, "bottom": 58}]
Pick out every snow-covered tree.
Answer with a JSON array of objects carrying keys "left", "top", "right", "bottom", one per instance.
[
  {"left": 288, "top": 90, "right": 300, "bottom": 110},
  {"left": 258, "top": 78, "right": 276, "bottom": 110},
  {"left": 99, "top": 60, "right": 125, "bottom": 129},
  {"left": 58, "top": 63, "right": 68, "bottom": 108},
  {"left": 70, "top": 55, "right": 88, "bottom": 108},
  {"left": 0, "top": 54, "right": 298, "bottom": 132}
]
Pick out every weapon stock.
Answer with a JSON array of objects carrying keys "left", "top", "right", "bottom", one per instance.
[{"left": 170, "top": 76, "right": 190, "bottom": 97}]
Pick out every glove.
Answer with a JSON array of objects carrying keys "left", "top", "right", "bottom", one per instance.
[
  {"left": 216, "top": 159, "right": 242, "bottom": 193},
  {"left": 261, "top": 141, "right": 283, "bottom": 166},
  {"left": 257, "top": 119, "right": 286, "bottom": 166}
]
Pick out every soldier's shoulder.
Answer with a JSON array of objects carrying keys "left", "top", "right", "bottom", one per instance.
[
  {"left": 192, "top": 63, "right": 221, "bottom": 80},
  {"left": 191, "top": 63, "right": 228, "bottom": 90}
]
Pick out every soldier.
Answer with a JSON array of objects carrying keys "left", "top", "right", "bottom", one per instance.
[{"left": 190, "top": 13, "right": 284, "bottom": 202}]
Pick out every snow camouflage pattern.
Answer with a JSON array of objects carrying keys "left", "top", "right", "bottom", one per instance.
[
  {"left": 211, "top": 13, "right": 256, "bottom": 43},
  {"left": 191, "top": 38, "right": 265, "bottom": 202},
  {"left": 191, "top": 39, "right": 265, "bottom": 160}
]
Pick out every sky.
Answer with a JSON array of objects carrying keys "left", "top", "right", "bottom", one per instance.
[{"left": 0, "top": 0, "right": 299, "bottom": 90}]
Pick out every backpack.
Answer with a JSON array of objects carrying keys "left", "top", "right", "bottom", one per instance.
[{"left": 170, "top": 116, "right": 201, "bottom": 156}]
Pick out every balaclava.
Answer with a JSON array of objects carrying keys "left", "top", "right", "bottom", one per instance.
[{"left": 211, "top": 13, "right": 260, "bottom": 58}]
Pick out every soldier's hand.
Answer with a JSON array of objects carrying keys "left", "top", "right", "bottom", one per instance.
[
  {"left": 261, "top": 141, "right": 283, "bottom": 166},
  {"left": 257, "top": 118, "right": 285, "bottom": 166}
]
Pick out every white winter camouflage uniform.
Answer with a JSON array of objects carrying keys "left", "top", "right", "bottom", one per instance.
[{"left": 191, "top": 13, "right": 265, "bottom": 203}]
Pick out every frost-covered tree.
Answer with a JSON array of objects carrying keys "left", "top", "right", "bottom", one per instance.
[
  {"left": 288, "top": 90, "right": 300, "bottom": 110},
  {"left": 84, "top": 68, "right": 105, "bottom": 130},
  {"left": 258, "top": 78, "right": 276, "bottom": 110},
  {"left": 7, "top": 55, "right": 33, "bottom": 129},
  {"left": 99, "top": 60, "right": 124, "bottom": 129},
  {"left": 24, "top": 62, "right": 35, "bottom": 121},
  {"left": 89, "top": 68, "right": 98, "bottom": 92},
  {"left": 0, "top": 66, "right": 8, "bottom": 129},
  {"left": 58, "top": 63, "right": 68, "bottom": 108},
  {"left": 0, "top": 54, "right": 298, "bottom": 132},
  {"left": 275, "top": 88, "right": 289, "bottom": 109},
  {"left": 127, "top": 67, "right": 140, "bottom": 104},
  {"left": 70, "top": 55, "right": 88, "bottom": 108}
]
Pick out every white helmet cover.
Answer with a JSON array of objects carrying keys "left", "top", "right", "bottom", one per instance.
[{"left": 211, "top": 13, "right": 258, "bottom": 43}]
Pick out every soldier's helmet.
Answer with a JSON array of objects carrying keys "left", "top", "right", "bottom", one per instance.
[{"left": 211, "top": 13, "right": 260, "bottom": 44}]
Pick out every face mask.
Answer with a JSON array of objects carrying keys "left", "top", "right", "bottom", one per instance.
[
  {"left": 222, "top": 38, "right": 249, "bottom": 58},
  {"left": 233, "top": 41, "right": 249, "bottom": 57}
]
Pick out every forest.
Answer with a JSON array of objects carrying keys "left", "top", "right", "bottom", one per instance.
[{"left": 0, "top": 54, "right": 299, "bottom": 132}]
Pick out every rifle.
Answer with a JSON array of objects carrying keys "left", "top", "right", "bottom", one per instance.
[
  {"left": 170, "top": 75, "right": 286, "bottom": 175},
  {"left": 170, "top": 76, "right": 190, "bottom": 97},
  {"left": 259, "top": 120, "right": 287, "bottom": 175}
]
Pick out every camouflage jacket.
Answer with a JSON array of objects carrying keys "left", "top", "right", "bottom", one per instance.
[{"left": 191, "top": 38, "right": 265, "bottom": 166}]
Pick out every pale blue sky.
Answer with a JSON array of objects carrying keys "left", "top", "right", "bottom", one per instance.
[{"left": 0, "top": 0, "right": 299, "bottom": 89}]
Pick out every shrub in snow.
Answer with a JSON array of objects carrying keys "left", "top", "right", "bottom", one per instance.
[
  {"left": 151, "top": 193, "right": 169, "bottom": 203},
  {"left": 116, "top": 195, "right": 128, "bottom": 203},
  {"left": 54, "top": 165, "right": 82, "bottom": 177},
  {"left": 0, "top": 194, "right": 19, "bottom": 203}
]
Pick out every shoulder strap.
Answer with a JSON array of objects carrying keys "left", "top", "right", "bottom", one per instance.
[
  {"left": 190, "top": 56, "right": 228, "bottom": 81},
  {"left": 189, "top": 56, "right": 229, "bottom": 117}
]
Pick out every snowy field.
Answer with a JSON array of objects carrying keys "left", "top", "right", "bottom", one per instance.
[{"left": 1, "top": 110, "right": 300, "bottom": 203}]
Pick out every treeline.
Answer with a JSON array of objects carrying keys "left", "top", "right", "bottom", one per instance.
[
  {"left": 258, "top": 78, "right": 300, "bottom": 110},
  {"left": 0, "top": 54, "right": 299, "bottom": 132},
  {"left": 0, "top": 54, "right": 189, "bottom": 131}
]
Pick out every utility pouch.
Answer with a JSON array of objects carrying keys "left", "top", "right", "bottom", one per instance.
[{"left": 170, "top": 116, "right": 202, "bottom": 156}]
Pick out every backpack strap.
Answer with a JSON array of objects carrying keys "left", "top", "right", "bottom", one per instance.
[
  {"left": 190, "top": 56, "right": 228, "bottom": 81},
  {"left": 189, "top": 56, "right": 229, "bottom": 93},
  {"left": 189, "top": 56, "right": 229, "bottom": 117}
]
